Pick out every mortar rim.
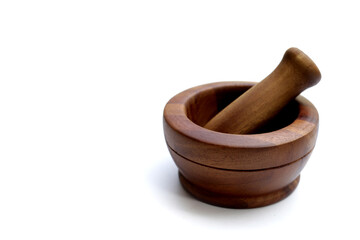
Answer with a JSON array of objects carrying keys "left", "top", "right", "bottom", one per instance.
[{"left": 164, "top": 81, "right": 318, "bottom": 149}]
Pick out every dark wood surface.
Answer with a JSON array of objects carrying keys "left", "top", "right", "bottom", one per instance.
[
  {"left": 171, "top": 147, "right": 310, "bottom": 208},
  {"left": 179, "top": 173, "right": 300, "bottom": 209},
  {"left": 164, "top": 82, "right": 318, "bottom": 170},
  {"left": 204, "top": 48, "right": 321, "bottom": 134},
  {"left": 163, "top": 81, "right": 319, "bottom": 208}
]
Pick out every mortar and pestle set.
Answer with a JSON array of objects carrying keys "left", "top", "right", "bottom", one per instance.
[{"left": 163, "top": 48, "right": 321, "bottom": 208}]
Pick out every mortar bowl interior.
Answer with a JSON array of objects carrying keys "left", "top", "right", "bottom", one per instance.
[{"left": 185, "top": 82, "right": 300, "bottom": 134}]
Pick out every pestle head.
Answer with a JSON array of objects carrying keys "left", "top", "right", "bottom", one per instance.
[
  {"left": 282, "top": 48, "right": 321, "bottom": 90},
  {"left": 204, "top": 47, "right": 321, "bottom": 134}
]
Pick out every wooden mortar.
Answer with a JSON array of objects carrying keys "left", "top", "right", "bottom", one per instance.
[{"left": 163, "top": 49, "right": 320, "bottom": 208}]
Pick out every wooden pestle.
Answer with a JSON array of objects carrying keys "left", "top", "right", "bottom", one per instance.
[{"left": 204, "top": 48, "right": 321, "bottom": 134}]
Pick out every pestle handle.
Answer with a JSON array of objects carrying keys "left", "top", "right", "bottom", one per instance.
[{"left": 204, "top": 48, "right": 321, "bottom": 134}]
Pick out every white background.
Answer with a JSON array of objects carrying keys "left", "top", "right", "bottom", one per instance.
[{"left": 0, "top": 1, "right": 359, "bottom": 239}]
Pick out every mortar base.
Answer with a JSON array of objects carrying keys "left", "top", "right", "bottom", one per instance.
[{"left": 179, "top": 172, "right": 300, "bottom": 209}]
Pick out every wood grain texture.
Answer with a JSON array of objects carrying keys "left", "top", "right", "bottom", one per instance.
[
  {"left": 163, "top": 82, "right": 318, "bottom": 170},
  {"left": 170, "top": 141, "right": 310, "bottom": 208},
  {"left": 179, "top": 173, "right": 300, "bottom": 209},
  {"left": 163, "top": 81, "right": 319, "bottom": 208},
  {"left": 204, "top": 48, "right": 321, "bottom": 134}
]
